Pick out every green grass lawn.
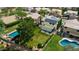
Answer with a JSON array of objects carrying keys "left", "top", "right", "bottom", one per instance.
[
  {"left": 27, "top": 27, "right": 50, "bottom": 48},
  {"left": 43, "top": 35, "right": 64, "bottom": 51}
]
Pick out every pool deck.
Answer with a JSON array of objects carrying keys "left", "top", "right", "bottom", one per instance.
[{"left": 1, "top": 30, "right": 17, "bottom": 41}]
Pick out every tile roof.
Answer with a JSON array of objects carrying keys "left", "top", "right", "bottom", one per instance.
[
  {"left": 27, "top": 13, "right": 40, "bottom": 20},
  {"left": 64, "top": 19, "right": 79, "bottom": 30},
  {"left": 1, "top": 15, "right": 17, "bottom": 24}
]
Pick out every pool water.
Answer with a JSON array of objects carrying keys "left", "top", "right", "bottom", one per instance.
[
  {"left": 60, "top": 40, "right": 70, "bottom": 46},
  {"left": 60, "top": 39, "right": 79, "bottom": 48},
  {"left": 8, "top": 31, "right": 19, "bottom": 38}
]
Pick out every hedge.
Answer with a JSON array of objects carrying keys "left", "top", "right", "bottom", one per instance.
[{"left": 6, "top": 20, "right": 20, "bottom": 28}]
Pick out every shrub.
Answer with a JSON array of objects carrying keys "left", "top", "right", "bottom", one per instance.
[{"left": 37, "top": 43, "right": 43, "bottom": 48}]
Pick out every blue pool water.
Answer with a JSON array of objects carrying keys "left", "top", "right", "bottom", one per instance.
[
  {"left": 8, "top": 31, "right": 19, "bottom": 38},
  {"left": 60, "top": 39, "right": 79, "bottom": 48}
]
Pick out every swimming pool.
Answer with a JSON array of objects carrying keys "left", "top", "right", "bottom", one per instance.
[
  {"left": 8, "top": 31, "right": 19, "bottom": 38},
  {"left": 59, "top": 38, "right": 79, "bottom": 48}
]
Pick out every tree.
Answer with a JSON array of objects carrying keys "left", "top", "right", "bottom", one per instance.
[
  {"left": 62, "top": 8, "right": 67, "bottom": 15},
  {"left": 16, "top": 7, "right": 24, "bottom": 11},
  {"left": 15, "top": 8, "right": 27, "bottom": 20},
  {"left": 16, "top": 17, "right": 35, "bottom": 45},
  {"left": 1, "top": 7, "right": 15, "bottom": 16},
  {"left": 8, "top": 7, "right": 16, "bottom": 16},
  {"left": 38, "top": 9, "right": 48, "bottom": 17},
  {"left": 31, "top": 7, "right": 36, "bottom": 13},
  {"left": 16, "top": 11, "right": 27, "bottom": 19},
  {"left": 37, "top": 43, "right": 43, "bottom": 48},
  {"left": 0, "top": 20, "right": 5, "bottom": 34},
  {"left": 1, "top": 8, "right": 9, "bottom": 16},
  {"left": 57, "top": 19, "right": 62, "bottom": 30}
]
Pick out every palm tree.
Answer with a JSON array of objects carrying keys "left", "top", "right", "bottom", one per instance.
[
  {"left": 38, "top": 16, "right": 42, "bottom": 25},
  {"left": 62, "top": 7, "right": 67, "bottom": 16},
  {"left": 57, "top": 19, "right": 62, "bottom": 30},
  {"left": 56, "top": 19, "right": 63, "bottom": 36}
]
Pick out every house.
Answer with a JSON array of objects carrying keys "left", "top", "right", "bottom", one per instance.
[
  {"left": 39, "top": 15, "right": 60, "bottom": 35},
  {"left": 52, "top": 9, "right": 62, "bottom": 17},
  {"left": 63, "top": 19, "right": 79, "bottom": 37},
  {"left": 42, "top": 8, "right": 51, "bottom": 12},
  {"left": 1, "top": 15, "right": 17, "bottom": 25},
  {"left": 27, "top": 7, "right": 34, "bottom": 12},
  {"left": 35, "top": 7, "right": 41, "bottom": 12},
  {"left": 35, "top": 7, "right": 51, "bottom": 12},
  {"left": 27, "top": 13, "right": 41, "bottom": 24},
  {"left": 64, "top": 10, "right": 78, "bottom": 19}
]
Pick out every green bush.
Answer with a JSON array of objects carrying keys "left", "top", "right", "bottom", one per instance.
[
  {"left": 9, "top": 12, "right": 15, "bottom": 16},
  {"left": 37, "top": 43, "right": 43, "bottom": 48}
]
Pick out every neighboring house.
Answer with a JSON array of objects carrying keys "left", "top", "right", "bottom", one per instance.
[
  {"left": 1, "top": 15, "right": 17, "bottom": 25},
  {"left": 27, "top": 13, "right": 41, "bottom": 24},
  {"left": 42, "top": 8, "right": 51, "bottom": 12},
  {"left": 52, "top": 9, "right": 62, "bottom": 17},
  {"left": 63, "top": 19, "right": 79, "bottom": 37},
  {"left": 35, "top": 7, "right": 51, "bottom": 12},
  {"left": 35, "top": 7, "right": 41, "bottom": 12},
  {"left": 64, "top": 10, "right": 78, "bottom": 19},
  {"left": 0, "top": 7, "right": 5, "bottom": 12},
  {"left": 39, "top": 16, "right": 60, "bottom": 35},
  {"left": 27, "top": 7, "right": 34, "bottom": 12}
]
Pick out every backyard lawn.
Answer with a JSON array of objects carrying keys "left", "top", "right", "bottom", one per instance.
[
  {"left": 43, "top": 35, "right": 64, "bottom": 51},
  {"left": 26, "top": 27, "right": 50, "bottom": 48}
]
